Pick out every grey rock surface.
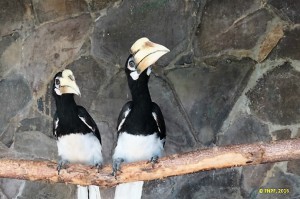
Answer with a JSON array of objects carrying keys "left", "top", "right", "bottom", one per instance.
[
  {"left": 247, "top": 63, "right": 300, "bottom": 125},
  {"left": 0, "top": 0, "right": 300, "bottom": 198}
]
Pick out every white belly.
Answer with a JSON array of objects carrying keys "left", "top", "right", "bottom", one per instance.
[
  {"left": 113, "top": 132, "right": 164, "bottom": 163},
  {"left": 57, "top": 133, "right": 103, "bottom": 165}
]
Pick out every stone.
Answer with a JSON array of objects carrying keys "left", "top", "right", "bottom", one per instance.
[
  {"left": 0, "top": 75, "right": 31, "bottom": 136},
  {"left": 247, "top": 63, "right": 300, "bottom": 125},
  {"left": 14, "top": 131, "right": 57, "bottom": 160},
  {"left": 0, "top": 35, "right": 22, "bottom": 79},
  {"left": 0, "top": 0, "right": 34, "bottom": 36},
  {"left": 1, "top": 123, "right": 19, "bottom": 147},
  {"left": 36, "top": 83, "right": 55, "bottom": 118},
  {"left": 268, "top": 0, "right": 300, "bottom": 24},
  {"left": 0, "top": 141, "right": 15, "bottom": 158},
  {"left": 241, "top": 164, "right": 273, "bottom": 198},
  {"left": 269, "top": 27, "right": 300, "bottom": 60},
  {"left": 167, "top": 56, "right": 255, "bottom": 145},
  {"left": 256, "top": 167, "right": 298, "bottom": 199},
  {"left": 297, "top": 129, "right": 300, "bottom": 138},
  {"left": 217, "top": 114, "right": 270, "bottom": 146},
  {"left": 271, "top": 129, "right": 291, "bottom": 140},
  {"left": 69, "top": 56, "right": 107, "bottom": 108},
  {"left": 144, "top": 169, "right": 242, "bottom": 199},
  {"left": 257, "top": 23, "right": 284, "bottom": 62},
  {"left": 17, "top": 115, "right": 53, "bottom": 138},
  {"left": 92, "top": 0, "right": 204, "bottom": 66},
  {"left": 94, "top": 120, "right": 113, "bottom": 162},
  {"left": 143, "top": 178, "right": 177, "bottom": 199},
  {"left": 90, "top": 72, "right": 129, "bottom": 161},
  {"left": 0, "top": 179, "right": 26, "bottom": 199},
  {"left": 32, "top": 0, "right": 88, "bottom": 24},
  {"left": 17, "top": 181, "right": 76, "bottom": 199},
  {"left": 0, "top": 191, "right": 7, "bottom": 199},
  {"left": 0, "top": 33, "right": 19, "bottom": 62},
  {"left": 149, "top": 76, "right": 197, "bottom": 154},
  {"left": 174, "top": 52, "right": 194, "bottom": 66},
  {"left": 195, "top": 0, "right": 261, "bottom": 44},
  {"left": 195, "top": 5, "right": 273, "bottom": 57},
  {"left": 287, "top": 160, "right": 300, "bottom": 176},
  {"left": 99, "top": 187, "right": 115, "bottom": 199},
  {"left": 21, "top": 14, "right": 92, "bottom": 93},
  {"left": 87, "top": 0, "right": 120, "bottom": 12}
]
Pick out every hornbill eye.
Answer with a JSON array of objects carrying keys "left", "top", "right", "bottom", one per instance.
[
  {"left": 128, "top": 58, "right": 136, "bottom": 71},
  {"left": 55, "top": 78, "right": 60, "bottom": 86},
  {"left": 129, "top": 60, "right": 135, "bottom": 68}
]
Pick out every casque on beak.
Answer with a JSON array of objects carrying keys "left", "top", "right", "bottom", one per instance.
[
  {"left": 59, "top": 69, "right": 81, "bottom": 96},
  {"left": 131, "top": 37, "right": 170, "bottom": 74}
]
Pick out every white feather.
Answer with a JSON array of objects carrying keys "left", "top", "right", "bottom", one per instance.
[
  {"left": 57, "top": 133, "right": 102, "bottom": 165},
  {"left": 54, "top": 88, "right": 62, "bottom": 95},
  {"left": 54, "top": 118, "right": 59, "bottom": 137},
  {"left": 77, "top": 186, "right": 88, "bottom": 199},
  {"left": 117, "top": 108, "right": 131, "bottom": 131},
  {"left": 113, "top": 132, "right": 163, "bottom": 199},
  {"left": 89, "top": 185, "right": 102, "bottom": 199},
  {"left": 79, "top": 116, "right": 95, "bottom": 132},
  {"left": 130, "top": 71, "right": 140, "bottom": 80},
  {"left": 114, "top": 182, "right": 143, "bottom": 199},
  {"left": 58, "top": 133, "right": 103, "bottom": 199},
  {"left": 152, "top": 112, "right": 161, "bottom": 133},
  {"left": 113, "top": 132, "right": 164, "bottom": 163},
  {"left": 146, "top": 67, "right": 151, "bottom": 76}
]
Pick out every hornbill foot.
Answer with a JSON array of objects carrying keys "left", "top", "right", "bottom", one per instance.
[
  {"left": 148, "top": 155, "right": 159, "bottom": 168},
  {"left": 57, "top": 159, "right": 69, "bottom": 175},
  {"left": 112, "top": 158, "right": 124, "bottom": 178},
  {"left": 95, "top": 162, "right": 102, "bottom": 173}
]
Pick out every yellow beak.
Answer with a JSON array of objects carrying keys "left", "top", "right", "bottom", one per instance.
[
  {"left": 131, "top": 38, "right": 170, "bottom": 74},
  {"left": 59, "top": 69, "right": 81, "bottom": 96}
]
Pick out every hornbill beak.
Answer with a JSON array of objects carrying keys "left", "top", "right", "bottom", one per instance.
[
  {"left": 131, "top": 37, "right": 170, "bottom": 74},
  {"left": 58, "top": 69, "right": 81, "bottom": 96}
]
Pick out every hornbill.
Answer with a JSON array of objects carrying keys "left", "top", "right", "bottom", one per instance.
[
  {"left": 52, "top": 69, "right": 102, "bottom": 199},
  {"left": 112, "top": 38, "right": 169, "bottom": 199}
]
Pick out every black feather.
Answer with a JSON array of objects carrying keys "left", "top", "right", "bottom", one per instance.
[
  {"left": 151, "top": 102, "right": 166, "bottom": 140},
  {"left": 117, "top": 55, "right": 166, "bottom": 139},
  {"left": 53, "top": 93, "right": 101, "bottom": 144}
]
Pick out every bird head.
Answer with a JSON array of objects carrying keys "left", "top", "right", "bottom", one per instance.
[
  {"left": 126, "top": 37, "right": 170, "bottom": 80},
  {"left": 53, "top": 69, "right": 81, "bottom": 96}
]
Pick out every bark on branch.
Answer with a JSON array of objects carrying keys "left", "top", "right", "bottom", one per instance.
[{"left": 0, "top": 139, "right": 300, "bottom": 187}]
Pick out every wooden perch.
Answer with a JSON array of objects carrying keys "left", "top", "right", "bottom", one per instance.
[{"left": 0, "top": 139, "right": 300, "bottom": 187}]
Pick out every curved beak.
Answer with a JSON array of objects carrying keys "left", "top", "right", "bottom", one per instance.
[
  {"left": 131, "top": 38, "right": 170, "bottom": 74},
  {"left": 59, "top": 70, "right": 81, "bottom": 96}
]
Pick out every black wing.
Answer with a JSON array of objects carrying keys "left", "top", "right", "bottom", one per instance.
[
  {"left": 77, "top": 106, "right": 101, "bottom": 144},
  {"left": 116, "top": 101, "right": 133, "bottom": 131},
  {"left": 53, "top": 112, "right": 59, "bottom": 139},
  {"left": 152, "top": 102, "right": 166, "bottom": 140}
]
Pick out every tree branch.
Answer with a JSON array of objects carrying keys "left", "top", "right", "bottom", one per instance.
[{"left": 0, "top": 139, "right": 300, "bottom": 187}]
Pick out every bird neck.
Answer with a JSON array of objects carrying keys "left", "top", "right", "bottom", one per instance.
[
  {"left": 130, "top": 83, "right": 152, "bottom": 107},
  {"left": 54, "top": 94, "right": 77, "bottom": 117}
]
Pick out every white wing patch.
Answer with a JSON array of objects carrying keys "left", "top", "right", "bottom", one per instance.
[
  {"left": 117, "top": 108, "right": 131, "bottom": 131},
  {"left": 79, "top": 116, "right": 95, "bottom": 132},
  {"left": 152, "top": 112, "right": 161, "bottom": 133},
  {"left": 54, "top": 117, "right": 59, "bottom": 137}
]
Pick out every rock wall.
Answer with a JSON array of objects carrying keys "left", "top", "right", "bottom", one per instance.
[{"left": 0, "top": 0, "right": 300, "bottom": 198}]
